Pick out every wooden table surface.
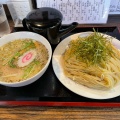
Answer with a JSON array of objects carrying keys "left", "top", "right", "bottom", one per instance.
[
  {"left": 0, "top": 16, "right": 120, "bottom": 120},
  {"left": 0, "top": 106, "right": 120, "bottom": 119}
]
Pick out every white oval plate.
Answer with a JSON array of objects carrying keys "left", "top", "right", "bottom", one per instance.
[{"left": 52, "top": 32, "right": 120, "bottom": 99}]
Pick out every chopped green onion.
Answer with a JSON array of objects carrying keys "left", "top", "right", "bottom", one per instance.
[
  {"left": 22, "top": 60, "right": 40, "bottom": 79},
  {"left": 8, "top": 40, "right": 36, "bottom": 68},
  {"left": 69, "top": 31, "right": 114, "bottom": 65}
]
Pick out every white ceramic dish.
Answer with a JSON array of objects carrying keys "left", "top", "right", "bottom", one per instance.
[
  {"left": 52, "top": 32, "right": 120, "bottom": 99},
  {"left": 0, "top": 31, "right": 52, "bottom": 87}
]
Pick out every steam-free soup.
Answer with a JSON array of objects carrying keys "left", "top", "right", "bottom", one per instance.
[{"left": 0, "top": 38, "right": 48, "bottom": 83}]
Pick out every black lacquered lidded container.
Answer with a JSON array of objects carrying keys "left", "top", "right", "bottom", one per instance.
[{"left": 22, "top": 7, "right": 78, "bottom": 45}]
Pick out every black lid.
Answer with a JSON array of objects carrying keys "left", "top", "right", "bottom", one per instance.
[{"left": 25, "top": 7, "right": 63, "bottom": 28}]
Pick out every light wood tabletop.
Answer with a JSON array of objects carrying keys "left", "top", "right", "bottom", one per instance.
[{"left": 0, "top": 106, "right": 120, "bottom": 120}]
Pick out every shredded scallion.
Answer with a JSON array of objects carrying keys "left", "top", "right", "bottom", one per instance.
[{"left": 69, "top": 31, "right": 114, "bottom": 65}]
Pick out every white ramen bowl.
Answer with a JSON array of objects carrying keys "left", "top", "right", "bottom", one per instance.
[{"left": 0, "top": 31, "right": 52, "bottom": 87}]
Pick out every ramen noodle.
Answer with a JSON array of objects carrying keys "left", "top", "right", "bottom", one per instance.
[
  {"left": 0, "top": 38, "right": 48, "bottom": 83},
  {"left": 61, "top": 32, "right": 120, "bottom": 90}
]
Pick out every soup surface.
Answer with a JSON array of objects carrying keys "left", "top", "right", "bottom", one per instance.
[{"left": 0, "top": 38, "right": 48, "bottom": 83}]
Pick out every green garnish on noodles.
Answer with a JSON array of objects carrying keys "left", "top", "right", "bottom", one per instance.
[{"left": 69, "top": 30, "right": 114, "bottom": 65}]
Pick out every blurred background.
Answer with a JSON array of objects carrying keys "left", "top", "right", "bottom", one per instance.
[{"left": 0, "top": 0, "right": 120, "bottom": 28}]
